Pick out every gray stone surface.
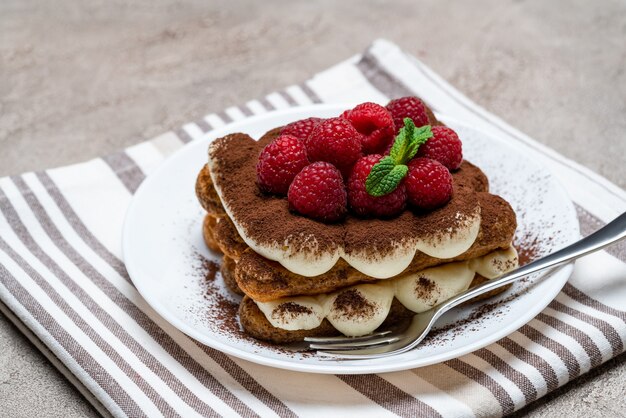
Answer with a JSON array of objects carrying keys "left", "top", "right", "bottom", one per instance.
[{"left": 0, "top": 0, "right": 624, "bottom": 417}]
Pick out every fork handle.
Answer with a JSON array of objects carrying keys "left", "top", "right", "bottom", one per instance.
[{"left": 439, "top": 211, "right": 626, "bottom": 312}]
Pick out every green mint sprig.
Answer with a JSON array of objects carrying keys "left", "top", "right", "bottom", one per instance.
[{"left": 365, "top": 118, "right": 432, "bottom": 197}]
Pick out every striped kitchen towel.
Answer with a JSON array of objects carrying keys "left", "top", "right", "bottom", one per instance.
[{"left": 1, "top": 39, "right": 625, "bottom": 418}]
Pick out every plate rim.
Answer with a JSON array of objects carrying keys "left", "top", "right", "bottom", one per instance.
[{"left": 123, "top": 104, "right": 579, "bottom": 374}]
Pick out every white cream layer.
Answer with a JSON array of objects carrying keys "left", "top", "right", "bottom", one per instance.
[
  {"left": 255, "top": 247, "right": 518, "bottom": 336},
  {"left": 208, "top": 157, "right": 482, "bottom": 278}
]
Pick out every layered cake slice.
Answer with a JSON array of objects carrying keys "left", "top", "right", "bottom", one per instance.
[{"left": 195, "top": 98, "right": 518, "bottom": 344}]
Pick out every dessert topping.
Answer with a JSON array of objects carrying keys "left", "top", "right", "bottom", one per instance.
[
  {"left": 304, "top": 117, "right": 363, "bottom": 176},
  {"left": 272, "top": 302, "right": 313, "bottom": 319},
  {"left": 386, "top": 96, "right": 431, "bottom": 134},
  {"left": 341, "top": 102, "right": 395, "bottom": 154},
  {"left": 254, "top": 97, "right": 463, "bottom": 223},
  {"left": 256, "top": 134, "right": 310, "bottom": 195},
  {"left": 287, "top": 161, "right": 348, "bottom": 222},
  {"left": 331, "top": 289, "right": 376, "bottom": 320},
  {"left": 365, "top": 118, "right": 433, "bottom": 197},
  {"left": 348, "top": 154, "right": 407, "bottom": 217},
  {"left": 257, "top": 296, "right": 326, "bottom": 331},
  {"left": 325, "top": 284, "right": 394, "bottom": 336},
  {"left": 405, "top": 158, "right": 453, "bottom": 210},
  {"left": 417, "top": 125, "right": 463, "bottom": 170},
  {"left": 280, "top": 117, "right": 323, "bottom": 142}
]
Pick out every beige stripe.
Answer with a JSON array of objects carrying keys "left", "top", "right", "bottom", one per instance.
[
  {"left": 337, "top": 375, "right": 442, "bottom": 418},
  {"left": 498, "top": 337, "right": 560, "bottom": 392},
  {"left": 278, "top": 90, "right": 298, "bottom": 106},
  {"left": 238, "top": 104, "right": 253, "bottom": 117},
  {"left": 299, "top": 82, "right": 322, "bottom": 103},
  {"left": 100, "top": 152, "right": 146, "bottom": 194},
  {"left": 563, "top": 283, "right": 626, "bottom": 323},
  {"left": 473, "top": 348, "right": 537, "bottom": 404},
  {"left": 445, "top": 358, "right": 515, "bottom": 415},
  {"left": 196, "top": 118, "right": 213, "bottom": 134},
  {"left": 550, "top": 298, "right": 623, "bottom": 357},
  {"left": 415, "top": 363, "right": 501, "bottom": 417},
  {"left": 102, "top": 152, "right": 146, "bottom": 197},
  {"left": 537, "top": 311, "right": 603, "bottom": 368},
  {"left": 575, "top": 204, "right": 625, "bottom": 261},
  {"left": 193, "top": 343, "right": 296, "bottom": 417},
  {"left": 174, "top": 126, "right": 194, "bottom": 144},
  {"left": 216, "top": 109, "right": 233, "bottom": 124},
  {"left": 259, "top": 96, "right": 276, "bottom": 111},
  {"left": 518, "top": 323, "right": 580, "bottom": 380},
  {"left": 355, "top": 49, "right": 412, "bottom": 99}
]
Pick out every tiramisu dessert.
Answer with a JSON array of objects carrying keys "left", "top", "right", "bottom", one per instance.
[{"left": 195, "top": 97, "right": 518, "bottom": 344}]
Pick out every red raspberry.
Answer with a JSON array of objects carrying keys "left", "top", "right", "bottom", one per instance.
[
  {"left": 288, "top": 162, "right": 347, "bottom": 222},
  {"left": 405, "top": 158, "right": 453, "bottom": 210},
  {"left": 341, "top": 102, "right": 395, "bottom": 154},
  {"left": 305, "top": 117, "right": 362, "bottom": 175},
  {"left": 386, "top": 97, "right": 430, "bottom": 134},
  {"left": 280, "top": 117, "right": 323, "bottom": 142},
  {"left": 347, "top": 155, "right": 407, "bottom": 218},
  {"left": 417, "top": 126, "right": 463, "bottom": 170},
  {"left": 256, "top": 135, "right": 309, "bottom": 195}
]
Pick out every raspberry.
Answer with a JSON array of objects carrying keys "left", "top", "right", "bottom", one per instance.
[
  {"left": 256, "top": 135, "right": 309, "bottom": 195},
  {"left": 288, "top": 162, "right": 347, "bottom": 222},
  {"left": 417, "top": 126, "right": 463, "bottom": 170},
  {"left": 386, "top": 97, "right": 430, "bottom": 134},
  {"left": 405, "top": 158, "right": 453, "bottom": 210},
  {"left": 305, "top": 117, "right": 362, "bottom": 175},
  {"left": 280, "top": 117, "right": 323, "bottom": 142},
  {"left": 347, "top": 155, "right": 407, "bottom": 218},
  {"left": 341, "top": 102, "right": 395, "bottom": 154}
]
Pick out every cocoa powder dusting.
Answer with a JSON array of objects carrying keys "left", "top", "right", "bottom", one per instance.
[
  {"left": 272, "top": 302, "right": 313, "bottom": 321},
  {"left": 421, "top": 289, "right": 526, "bottom": 347},
  {"left": 209, "top": 130, "right": 341, "bottom": 256},
  {"left": 193, "top": 251, "right": 220, "bottom": 282},
  {"left": 515, "top": 231, "right": 542, "bottom": 266},
  {"left": 191, "top": 252, "right": 245, "bottom": 338},
  {"left": 189, "top": 249, "right": 309, "bottom": 357},
  {"left": 415, "top": 277, "right": 437, "bottom": 300},
  {"left": 333, "top": 289, "right": 376, "bottom": 319},
  {"left": 203, "top": 282, "right": 244, "bottom": 338},
  {"left": 204, "top": 260, "right": 219, "bottom": 282},
  {"left": 208, "top": 129, "right": 506, "bottom": 259}
]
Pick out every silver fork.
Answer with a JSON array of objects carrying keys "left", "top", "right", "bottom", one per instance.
[{"left": 305, "top": 211, "right": 626, "bottom": 359}]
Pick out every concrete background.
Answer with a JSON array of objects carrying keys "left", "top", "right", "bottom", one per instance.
[{"left": 1, "top": 0, "right": 625, "bottom": 416}]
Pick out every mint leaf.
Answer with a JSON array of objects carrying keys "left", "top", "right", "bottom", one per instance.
[
  {"left": 365, "top": 119, "right": 434, "bottom": 197},
  {"left": 389, "top": 118, "right": 414, "bottom": 163},
  {"left": 365, "top": 157, "right": 409, "bottom": 197},
  {"left": 389, "top": 119, "right": 433, "bottom": 164},
  {"left": 406, "top": 124, "right": 433, "bottom": 161}
]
